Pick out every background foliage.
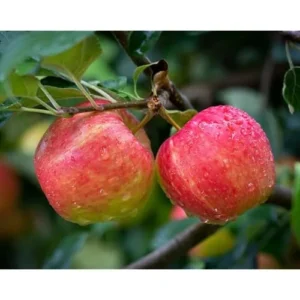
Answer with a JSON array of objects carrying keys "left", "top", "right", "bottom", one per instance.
[{"left": 0, "top": 31, "right": 299, "bottom": 269}]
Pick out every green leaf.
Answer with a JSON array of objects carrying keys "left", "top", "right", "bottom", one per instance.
[
  {"left": 151, "top": 217, "right": 200, "bottom": 250},
  {"left": 0, "top": 31, "right": 93, "bottom": 80},
  {"left": 41, "top": 34, "right": 102, "bottom": 79},
  {"left": 0, "top": 31, "right": 24, "bottom": 55},
  {"left": 21, "top": 86, "right": 85, "bottom": 109},
  {"left": 128, "top": 31, "right": 161, "bottom": 56},
  {"left": 0, "top": 111, "right": 12, "bottom": 128},
  {"left": 256, "top": 109, "right": 283, "bottom": 160},
  {"left": 218, "top": 87, "right": 263, "bottom": 116},
  {"left": 133, "top": 62, "right": 156, "bottom": 99},
  {"left": 38, "top": 86, "right": 84, "bottom": 102},
  {"left": 43, "top": 232, "right": 88, "bottom": 269},
  {"left": 0, "top": 72, "right": 39, "bottom": 104},
  {"left": 291, "top": 163, "right": 300, "bottom": 246},
  {"left": 167, "top": 109, "right": 198, "bottom": 127},
  {"left": 282, "top": 67, "right": 300, "bottom": 113},
  {"left": 100, "top": 77, "right": 127, "bottom": 90},
  {"left": 70, "top": 238, "right": 124, "bottom": 269}
]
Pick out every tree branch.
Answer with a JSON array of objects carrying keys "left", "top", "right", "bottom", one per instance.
[
  {"left": 110, "top": 31, "right": 193, "bottom": 111},
  {"left": 125, "top": 185, "right": 292, "bottom": 269},
  {"left": 58, "top": 100, "right": 149, "bottom": 116}
]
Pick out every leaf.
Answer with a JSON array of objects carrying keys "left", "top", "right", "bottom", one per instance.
[
  {"left": 71, "top": 238, "right": 124, "bottom": 269},
  {"left": 21, "top": 86, "right": 85, "bottom": 109},
  {"left": 38, "top": 86, "right": 85, "bottom": 102},
  {"left": 43, "top": 232, "right": 88, "bottom": 269},
  {"left": 291, "top": 163, "right": 300, "bottom": 246},
  {"left": 0, "top": 72, "right": 39, "bottom": 104},
  {"left": 128, "top": 31, "right": 161, "bottom": 56},
  {"left": 204, "top": 241, "right": 258, "bottom": 269},
  {"left": 166, "top": 109, "right": 198, "bottom": 127},
  {"left": 90, "top": 222, "right": 116, "bottom": 237},
  {"left": 0, "top": 111, "right": 12, "bottom": 128},
  {"left": 282, "top": 67, "right": 300, "bottom": 113},
  {"left": 218, "top": 87, "right": 263, "bottom": 116},
  {"left": 256, "top": 109, "right": 283, "bottom": 160},
  {"left": 0, "top": 31, "right": 24, "bottom": 55},
  {"left": 100, "top": 76, "right": 127, "bottom": 90},
  {"left": 132, "top": 62, "right": 157, "bottom": 99},
  {"left": 151, "top": 217, "right": 199, "bottom": 250},
  {"left": 0, "top": 31, "right": 93, "bottom": 80},
  {"left": 41, "top": 34, "right": 102, "bottom": 79}
]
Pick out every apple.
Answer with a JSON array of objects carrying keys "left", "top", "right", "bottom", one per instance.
[
  {"left": 257, "top": 252, "right": 281, "bottom": 269},
  {"left": 0, "top": 159, "right": 20, "bottom": 214},
  {"left": 0, "top": 209, "right": 32, "bottom": 239},
  {"left": 157, "top": 105, "right": 275, "bottom": 224},
  {"left": 34, "top": 99, "right": 155, "bottom": 225},
  {"left": 19, "top": 120, "right": 52, "bottom": 156},
  {"left": 170, "top": 204, "right": 187, "bottom": 220},
  {"left": 170, "top": 205, "right": 236, "bottom": 257}
]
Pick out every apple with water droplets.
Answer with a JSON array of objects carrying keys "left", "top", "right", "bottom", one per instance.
[
  {"left": 0, "top": 159, "right": 20, "bottom": 214},
  {"left": 157, "top": 105, "right": 275, "bottom": 224},
  {"left": 34, "top": 99, "right": 155, "bottom": 225}
]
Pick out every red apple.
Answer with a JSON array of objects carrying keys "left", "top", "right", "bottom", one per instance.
[
  {"left": 170, "top": 204, "right": 187, "bottom": 220},
  {"left": 0, "top": 159, "right": 20, "bottom": 213},
  {"left": 257, "top": 253, "right": 281, "bottom": 269},
  {"left": 34, "top": 99, "right": 155, "bottom": 225},
  {"left": 157, "top": 105, "right": 275, "bottom": 224}
]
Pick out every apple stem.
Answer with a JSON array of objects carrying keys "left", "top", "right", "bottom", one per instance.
[
  {"left": 38, "top": 82, "right": 61, "bottom": 110},
  {"left": 110, "top": 31, "right": 194, "bottom": 111},
  {"left": 158, "top": 106, "right": 182, "bottom": 131},
  {"left": 132, "top": 111, "right": 154, "bottom": 134}
]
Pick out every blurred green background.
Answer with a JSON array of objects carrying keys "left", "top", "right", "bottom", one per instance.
[{"left": 0, "top": 31, "right": 299, "bottom": 269}]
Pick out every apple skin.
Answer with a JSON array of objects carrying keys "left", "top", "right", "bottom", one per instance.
[
  {"left": 34, "top": 99, "right": 155, "bottom": 225},
  {"left": 157, "top": 105, "right": 275, "bottom": 224},
  {"left": 0, "top": 159, "right": 20, "bottom": 213}
]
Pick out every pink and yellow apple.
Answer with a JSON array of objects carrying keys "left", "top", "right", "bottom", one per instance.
[
  {"left": 34, "top": 99, "right": 155, "bottom": 225},
  {"left": 0, "top": 159, "right": 20, "bottom": 214},
  {"left": 157, "top": 105, "right": 275, "bottom": 224}
]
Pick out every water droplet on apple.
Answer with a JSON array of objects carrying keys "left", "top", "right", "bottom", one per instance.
[
  {"left": 235, "top": 119, "right": 243, "bottom": 125},
  {"left": 122, "top": 193, "right": 131, "bottom": 201},
  {"left": 131, "top": 208, "right": 138, "bottom": 216},
  {"left": 203, "top": 172, "right": 209, "bottom": 178},
  {"left": 101, "top": 149, "right": 109, "bottom": 160},
  {"left": 121, "top": 207, "right": 128, "bottom": 213},
  {"left": 248, "top": 182, "right": 254, "bottom": 192}
]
